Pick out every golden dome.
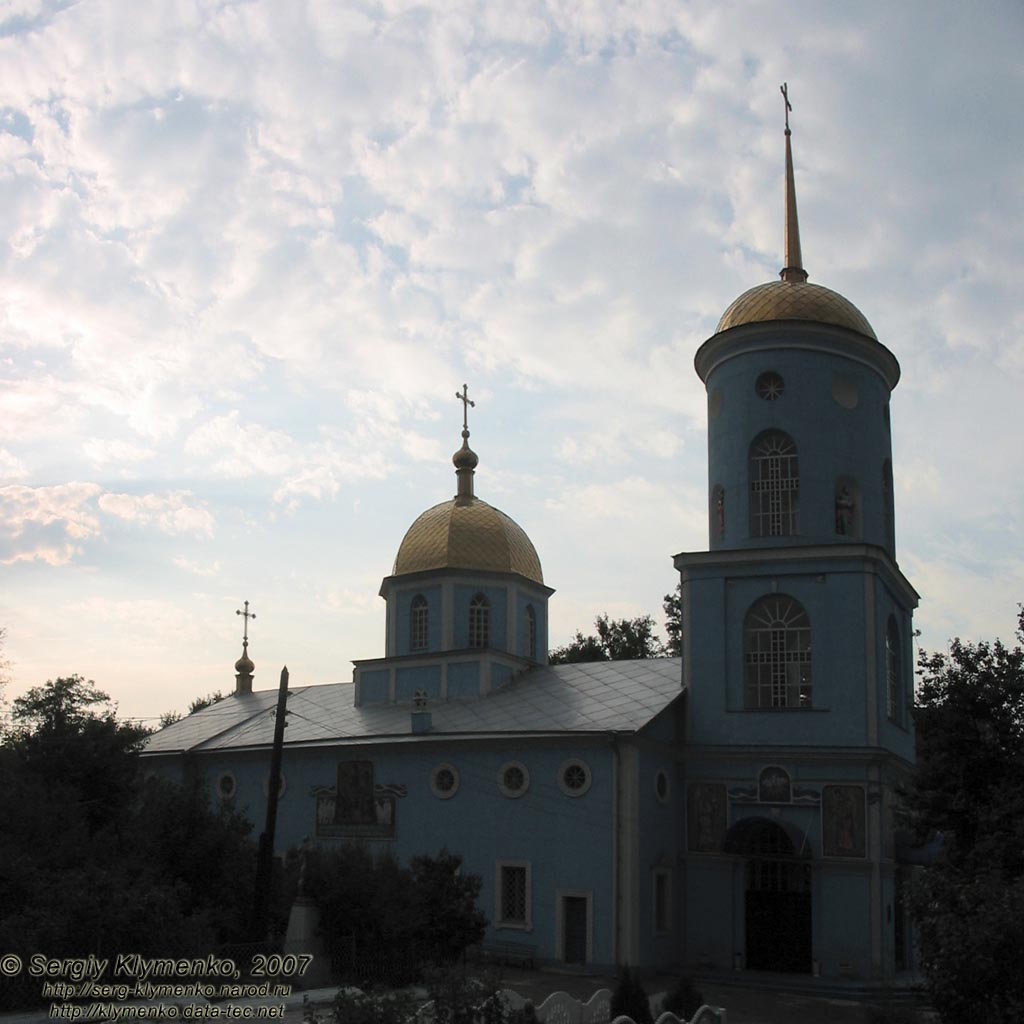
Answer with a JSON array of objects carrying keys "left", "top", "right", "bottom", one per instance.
[
  {"left": 393, "top": 497, "right": 544, "bottom": 585},
  {"left": 715, "top": 280, "right": 877, "bottom": 341}
]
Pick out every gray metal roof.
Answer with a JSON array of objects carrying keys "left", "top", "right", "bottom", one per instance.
[{"left": 143, "top": 658, "right": 683, "bottom": 755}]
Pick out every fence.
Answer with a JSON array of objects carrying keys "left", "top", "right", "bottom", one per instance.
[{"left": 414, "top": 987, "right": 727, "bottom": 1024}]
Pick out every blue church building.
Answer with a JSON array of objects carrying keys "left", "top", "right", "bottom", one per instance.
[{"left": 143, "top": 110, "right": 917, "bottom": 984}]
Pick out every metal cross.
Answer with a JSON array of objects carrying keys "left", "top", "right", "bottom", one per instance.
[
  {"left": 455, "top": 383, "right": 475, "bottom": 431},
  {"left": 236, "top": 600, "right": 256, "bottom": 643},
  {"left": 780, "top": 82, "right": 792, "bottom": 133}
]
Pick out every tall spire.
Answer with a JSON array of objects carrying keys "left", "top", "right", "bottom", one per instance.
[
  {"left": 453, "top": 384, "right": 479, "bottom": 504},
  {"left": 779, "top": 83, "right": 808, "bottom": 284}
]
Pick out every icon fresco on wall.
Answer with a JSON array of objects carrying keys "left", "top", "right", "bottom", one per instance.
[
  {"left": 310, "top": 760, "right": 407, "bottom": 838},
  {"left": 687, "top": 783, "right": 727, "bottom": 852},
  {"left": 822, "top": 784, "right": 866, "bottom": 858},
  {"left": 758, "top": 765, "right": 792, "bottom": 803}
]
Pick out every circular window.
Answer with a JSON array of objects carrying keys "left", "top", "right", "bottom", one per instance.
[
  {"left": 216, "top": 772, "right": 237, "bottom": 801},
  {"left": 559, "top": 759, "right": 592, "bottom": 797},
  {"left": 431, "top": 763, "right": 460, "bottom": 799},
  {"left": 755, "top": 371, "right": 785, "bottom": 401},
  {"left": 655, "top": 770, "right": 671, "bottom": 803},
  {"left": 498, "top": 761, "right": 530, "bottom": 798},
  {"left": 262, "top": 772, "right": 286, "bottom": 799}
]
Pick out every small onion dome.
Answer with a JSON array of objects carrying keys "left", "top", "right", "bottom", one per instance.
[
  {"left": 453, "top": 430, "right": 479, "bottom": 472},
  {"left": 393, "top": 497, "right": 544, "bottom": 585},
  {"left": 235, "top": 650, "right": 254, "bottom": 674},
  {"left": 715, "top": 280, "right": 877, "bottom": 341}
]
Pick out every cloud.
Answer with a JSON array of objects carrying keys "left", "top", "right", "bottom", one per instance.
[
  {"left": 0, "top": 448, "right": 29, "bottom": 480},
  {"left": 97, "top": 491, "right": 215, "bottom": 537},
  {"left": 0, "top": 481, "right": 102, "bottom": 565},
  {"left": 174, "top": 557, "right": 222, "bottom": 577}
]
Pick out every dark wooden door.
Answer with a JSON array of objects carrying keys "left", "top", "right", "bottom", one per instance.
[{"left": 563, "top": 896, "right": 588, "bottom": 965}]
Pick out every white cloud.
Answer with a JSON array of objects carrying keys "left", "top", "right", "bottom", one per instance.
[
  {"left": 97, "top": 491, "right": 215, "bottom": 537},
  {"left": 0, "top": 481, "right": 102, "bottom": 565}
]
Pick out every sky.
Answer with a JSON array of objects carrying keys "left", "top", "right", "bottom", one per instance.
[{"left": 0, "top": 0, "right": 1021, "bottom": 725}]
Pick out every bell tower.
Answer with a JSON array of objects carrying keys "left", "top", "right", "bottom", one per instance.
[{"left": 676, "top": 86, "right": 918, "bottom": 983}]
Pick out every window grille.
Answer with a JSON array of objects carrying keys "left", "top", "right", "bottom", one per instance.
[
  {"left": 410, "top": 594, "right": 428, "bottom": 651},
  {"left": 500, "top": 865, "right": 527, "bottom": 924},
  {"left": 744, "top": 596, "right": 812, "bottom": 709},
  {"left": 750, "top": 432, "right": 799, "bottom": 537},
  {"left": 469, "top": 593, "right": 490, "bottom": 648}
]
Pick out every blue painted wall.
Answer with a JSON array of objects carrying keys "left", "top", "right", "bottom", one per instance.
[
  {"left": 705, "top": 340, "right": 894, "bottom": 553},
  {"left": 453, "top": 584, "right": 507, "bottom": 650},
  {"left": 394, "top": 584, "right": 443, "bottom": 655},
  {"left": 360, "top": 669, "right": 389, "bottom": 704}
]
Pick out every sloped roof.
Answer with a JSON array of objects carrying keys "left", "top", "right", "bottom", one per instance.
[{"left": 143, "top": 657, "right": 683, "bottom": 755}]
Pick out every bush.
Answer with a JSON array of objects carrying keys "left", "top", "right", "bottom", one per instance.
[
  {"left": 304, "top": 987, "right": 418, "bottom": 1024},
  {"left": 661, "top": 976, "right": 704, "bottom": 1020},
  {"left": 610, "top": 964, "right": 653, "bottom": 1024}
]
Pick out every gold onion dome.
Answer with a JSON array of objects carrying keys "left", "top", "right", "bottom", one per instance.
[
  {"left": 392, "top": 413, "right": 544, "bottom": 585},
  {"left": 715, "top": 83, "right": 875, "bottom": 343},
  {"left": 715, "top": 281, "right": 876, "bottom": 340}
]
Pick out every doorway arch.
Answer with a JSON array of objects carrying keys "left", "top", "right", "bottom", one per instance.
[{"left": 725, "top": 817, "right": 812, "bottom": 973}]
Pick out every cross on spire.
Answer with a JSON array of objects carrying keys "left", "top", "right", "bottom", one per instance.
[
  {"left": 781, "top": 82, "right": 792, "bottom": 134},
  {"left": 236, "top": 600, "right": 256, "bottom": 646},
  {"left": 455, "top": 383, "right": 475, "bottom": 432}
]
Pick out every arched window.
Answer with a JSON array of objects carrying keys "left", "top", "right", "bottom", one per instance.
[
  {"left": 886, "top": 616, "right": 901, "bottom": 721},
  {"left": 744, "top": 595, "right": 812, "bottom": 709},
  {"left": 410, "top": 594, "right": 428, "bottom": 651},
  {"left": 469, "top": 593, "right": 490, "bottom": 648},
  {"left": 524, "top": 604, "right": 537, "bottom": 660},
  {"left": 749, "top": 432, "right": 799, "bottom": 537}
]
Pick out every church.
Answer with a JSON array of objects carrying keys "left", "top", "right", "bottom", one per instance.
[{"left": 143, "top": 103, "right": 918, "bottom": 984}]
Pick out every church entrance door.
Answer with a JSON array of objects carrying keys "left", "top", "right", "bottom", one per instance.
[
  {"left": 561, "top": 895, "right": 588, "bottom": 965},
  {"left": 727, "top": 818, "right": 812, "bottom": 973}
]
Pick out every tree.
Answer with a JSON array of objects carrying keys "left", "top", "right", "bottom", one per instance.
[
  {"left": 10, "top": 675, "right": 149, "bottom": 833},
  {"left": 549, "top": 614, "right": 666, "bottom": 664},
  {"left": 905, "top": 608, "right": 1024, "bottom": 1023},
  {"left": 663, "top": 584, "right": 683, "bottom": 658},
  {"left": 159, "top": 689, "right": 227, "bottom": 729}
]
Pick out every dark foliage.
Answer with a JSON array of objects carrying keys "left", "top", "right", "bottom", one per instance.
[
  {"left": 0, "top": 677, "right": 256, "bottom": 1009},
  {"left": 663, "top": 584, "right": 683, "bottom": 658},
  {"left": 550, "top": 614, "right": 666, "bottom": 664},
  {"left": 905, "top": 608, "right": 1024, "bottom": 1023},
  {"left": 609, "top": 964, "right": 653, "bottom": 1024},
  {"left": 661, "top": 976, "right": 704, "bottom": 1020},
  {"left": 304, "top": 845, "right": 486, "bottom": 987}
]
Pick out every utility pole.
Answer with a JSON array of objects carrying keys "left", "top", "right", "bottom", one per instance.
[{"left": 252, "top": 665, "right": 289, "bottom": 942}]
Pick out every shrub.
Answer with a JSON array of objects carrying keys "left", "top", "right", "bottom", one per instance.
[
  {"left": 610, "top": 964, "right": 653, "bottom": 1024},
  {"left": 662, "top": 976, "right": 704, "bottom": 1021}
]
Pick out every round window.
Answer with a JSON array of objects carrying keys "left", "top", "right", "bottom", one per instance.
[
  {"left": 755, "top": 371, "right": 785, "bottom": 401},
  {"left": 217, "top": 772, "right": 237, "bottom": 801},
  {"left": 430, "top": 763, "right": 460, "bottom": 800},
  {"left": 498, "top": 761, "right": 530, "bottom": 798},
  {"left": 559, "top": 759, "right": 592, "bottom": 797},
  {"left": 655, "top": 769, "right": 671, "bottom": 803}
]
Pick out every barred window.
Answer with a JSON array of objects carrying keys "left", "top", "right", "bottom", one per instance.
[
  {"left": 410, "top": 594, "right": 428, "bottom": 651},
  {"left": 469, "top": 593, "right": 490, "bottom": 648},
  {"left": 744, "top": 596, "right": 812, "bottom": 709},
  {"left": 525, "top": 604, "right": 537, "bottom": 660},
  {"left": 750, "top": 432, "right": 799, "bottom": 537},
  {"left": 886, "top": 616, "right": 901, "bottom": 721},
  {"left": 497, "top": 862, "right": 530, "bottom": 927}
]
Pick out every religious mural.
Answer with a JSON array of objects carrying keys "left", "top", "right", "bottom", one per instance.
[
  {"left": 687, "top": 782, "right": 727, "bottom": 852},
  {"left": 822, "top": 784, "right": 866, "bottom": 858},
  {"left": 311, "top": 760, "right": 407, "bottom": 838},
  {"left": 758, "top": 765, "right": 792, "bottom": 803}
]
